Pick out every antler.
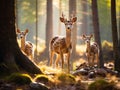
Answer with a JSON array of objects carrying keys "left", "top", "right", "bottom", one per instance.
[
  {"left": 60, "top": 12, "right": 67, "bottom": 22},
  {"left": 70, "top": 12, "right": 76, "bottom": 20},
  {"left": 70, "top": 12, "right": 77, "bottom": 23}
]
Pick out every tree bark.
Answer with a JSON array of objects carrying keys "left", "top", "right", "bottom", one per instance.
[
  {"left": 69, "top": 0, "right": 77, "bottom": 57},
  {"left": 0, "top": 0, "right": 42, "bottom": 75},
  {"left": 111, "top": 0, "right": 120, "bottom": 72},
  {"left": 92, "top": 0, "right": 104, "bottom": 67},
  {"left": 81, "top": 0, "right": 87, "bottom": 34},
  {"left": 45, "top": 0, "right": 53, "bottom": 61}
]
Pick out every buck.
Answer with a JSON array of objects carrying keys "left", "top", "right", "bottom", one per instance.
[
  {"left": 17, "top": 29, "right": 34, "bottom": 60},
  {"left": 49, "top": 14, "right": 77, "bottom": 73},
  {"left": 82, "top": 34, "right": 99, "bottom": 66}
]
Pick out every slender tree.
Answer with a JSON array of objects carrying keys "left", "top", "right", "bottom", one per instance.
[
  {"left": 81, "top": 0, "right": 88, "bottom": 34},
  {"left": 58, "top": 0, "right": 62, "bottom": 35},
  {"left": 91, "top": 0, "right": 103, "bottom": 67},
  {"left": 111, "top": 0, "right": 120, "bottom": 72},
  {"left": 69, "top": 0, "right": 77, "bottom": 56},
  {"left": 46, "top": 0, "right": 53, "bottom": 60},
  {"left": 0, "top": 0, "right": 42, "bottom": 75}
]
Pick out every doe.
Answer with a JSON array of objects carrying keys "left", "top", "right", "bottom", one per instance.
[
  {"left": 82, "top": 34, "right": 99, "bottom": 66},
  {"left": 49, "top": 13, "right": 77, "bottom": 73},
  {"left": 17, "top": 29, "right": 34, "bottom": 60}
]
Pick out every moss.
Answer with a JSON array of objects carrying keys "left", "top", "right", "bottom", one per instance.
[
  {"left": 7, "top": 73, "right": 32, "bottom": 85},
  {"left": 102, "top": 40, "right": 113, "bottom": 61},
  {"left": 57, "top": 73, "right": 76, "bottom": 85},
  {"left": 34, "top": 74, "right": 49, "bottom": 83},
  {"left": 88, "top": 79, "right": 115, "bottom": 90}
]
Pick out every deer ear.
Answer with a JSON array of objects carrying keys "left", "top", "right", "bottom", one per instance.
[
  {"left": 60, "top": 17, "right": 64, "bottom": 22},
  {"left": 17, "top": 29, "right": 21, "bottom": 33},
  {"left": 25, "top": 29, "right": 29, "bottom": 33},
  {"left": 72, "top": 17, "right": 77, "bottom": 23},
  {"left": 90, "top": 34, "right": 93, "bottom": 38},
  {"left": 82, "top": 34, "right": 86, "bottom": 39}
]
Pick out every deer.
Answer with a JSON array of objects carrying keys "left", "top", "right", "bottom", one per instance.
[
  {"left": 49, "top": 13, "right": 77, "bottom": 73},
  {"left": 82, "top": 34, "right": 99, "bottom": 67},
  {"left": 16, "top": 29, "right": 34, "bottom": 60}
]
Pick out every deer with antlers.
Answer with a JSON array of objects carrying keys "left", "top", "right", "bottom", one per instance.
[
  {"left": 16, "top": 29, "right": 34, "bottom": 60},
  {"left": 49, "top": 13, "right": 77, "bottom": 73},
  {"left": 82, "top": 34, "right": 99, "bottom": 66}
]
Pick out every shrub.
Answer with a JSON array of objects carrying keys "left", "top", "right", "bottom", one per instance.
[
  {"left": 102, "top": 40, "right": 113, "bottom": 61},
  {"left": 7, "top": 73, "right": 32, "bottom": 85},
  {"left": 88, "top": 79, "right": 115, "bottom": 90},
  {"left": 57, "top": 73, "right": 76, "bottom": 85}
]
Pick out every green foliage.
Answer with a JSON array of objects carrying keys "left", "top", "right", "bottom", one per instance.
[
  {"left": 102, "top": 40, "right": 113, "bottom": 61},
  {"left": 102, "top": 40, "right": 113, "bottom": 50},
  {"left": 88, "top": 79, "right": 115, "bottom": 90},
  {"left": 34, "top": 74, "right": 49, "bottom": 83},
  {"left": 57, "top": 73, "right": 76, "bottom": 85},
  {"left": 7, "top": 73, "right": 32, "bottom": 85}
]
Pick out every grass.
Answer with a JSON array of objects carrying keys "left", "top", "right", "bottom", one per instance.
[
  {"left": 57, "top": 72, "right": 76, "bottom": 85},
  {"left": 88, "top": 79, "right": 115, "bottom": 90}
]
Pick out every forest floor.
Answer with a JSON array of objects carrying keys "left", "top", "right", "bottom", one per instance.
[{"left": 1, "top": 45, "right": 120, "bottom": 90}]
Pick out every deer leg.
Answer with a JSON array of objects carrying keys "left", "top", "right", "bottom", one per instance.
[
  {"left": 96, "top": 54, "right": 99, "bottom": 67},
  {"left": 60, "top": 52, "right": 64, "bottom": 69},
  {"left": 55, "top": 54, "right": 60, "bottom": 68},
  {"left": 92, "top": 55, "right": 95, "bottom": 66},
  {"left": 49, "top": 51, "right": 54, "bottom": 66},
  {"left": 67, "top": 52, "right": 70, "bottom": 73},
  {"left": 87, "top": 55, "right": 90, "bottom": 66}
]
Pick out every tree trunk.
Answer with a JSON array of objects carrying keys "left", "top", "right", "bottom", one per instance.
[
  {"left": 0, "top": 0, "right": 42, "bottom": 75},
  {"left": 91, "top": 0, "right": 104, "bottom": 67},
  {"left": 81, "top": 0, "right": 87, "bottom": 34},
  {"left": 58, "top": 0, "right": 62, "bottom": 35},
  {"left": 111, "top": 0, "right": 120, "bottom": 72},
  {"left": 69, "top": 0, "right": 77, "bottom": 57},
  {"left": 45, "top": 0, "right": 53, "bottom": 61},
  {"left": 69, "top": 0, "right": 77, "bottom": 70}
]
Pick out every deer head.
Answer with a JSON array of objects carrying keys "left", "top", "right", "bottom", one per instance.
[
  {"left": 82, "top": 34, "right": 93, "bottom": 45},
  {"left": 17, "top": 29, "right": 29, "bottom": 39},
  {"left": 60, "top": 13, "right": 77, "bottom": 30}
]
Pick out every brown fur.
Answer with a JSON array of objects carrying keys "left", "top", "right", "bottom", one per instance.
[
  {"left": 16, "top": 29, "right": 34, "bottom": 60},
  {"left": 82, "top": 34, "right": 99, "bottom": 66},
  {"left": 49, "top": 14, "right": 77, "bottom": 73}
]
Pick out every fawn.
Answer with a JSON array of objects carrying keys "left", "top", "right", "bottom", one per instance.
[
  {"left": 16, "top": 29, "right": 34, "bottom": 60},
  {"left": 82, "top": 34, "right": 99, "bottom": 66},
  {"left": 49, "top": 13, "right": 77, "bottom": 73}
]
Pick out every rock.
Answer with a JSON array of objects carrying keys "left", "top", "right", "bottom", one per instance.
[
  {"left": 76, "top": 62, "right": 88, "bottom": 70},
  {"left": 95, "top": 68, "right": 107, "bottom": 77},
  {"left": 88, "top": 71, "right": 96, "bottom": 79},
  {"left": 0, "top": 84, "right": 14, "bottom": 90},
  {"left": 29, "top": 82, "right": 49, "bottom": 90},
  {"left": 72, "top": 68, "right": 88, "bottom": 76}
]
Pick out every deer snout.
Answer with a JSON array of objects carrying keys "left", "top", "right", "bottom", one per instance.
[
  {"left": 67, "top": 27, "right": 70, "bottom": 29},
  {"left": 86, "top": 40, "right": 90, "bottom": 43},
  {"left": 20, "top": 36, "right": 24, "bottom": 38}
]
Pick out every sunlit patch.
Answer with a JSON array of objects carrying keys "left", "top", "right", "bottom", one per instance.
[
  {"left": 38, "top": 61, "right": 62, "bottom": 75},
  {"left": 76, "top": 45, "right": 86, "bottom": 56},
  {"left": 33, "top": 36, "right": 45, "bottom": 55},
  {"left": 73, "top": 58, "right": 86, "bottom": 70}
]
